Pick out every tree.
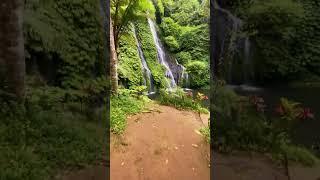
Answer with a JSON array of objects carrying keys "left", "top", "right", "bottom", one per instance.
[
  {"left": 110, "top": 0, "right": 155, "bottom": 93},
  {"left": 0, "top": 0, "right": 25, "bottom": 101},
  {"left": 110, "top": 18, "right": 118, "bottom": 93}
]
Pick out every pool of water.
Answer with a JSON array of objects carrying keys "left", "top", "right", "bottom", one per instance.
[{"left": 228, "top": 84, "right": 320, "bottom": 154}]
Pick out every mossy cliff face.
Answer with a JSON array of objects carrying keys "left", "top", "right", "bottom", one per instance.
[
  {"left": 118, "top": 27, "right": 144, "bottom": 88},
  {"left": 24, "top": 0, "right": 105, "bottom": 88},
  {"left": 135, "top": 19, "right": 168, "bottom": 89},
  {"left": 117, "top": 20, "right": 168, "bottom": 89}
]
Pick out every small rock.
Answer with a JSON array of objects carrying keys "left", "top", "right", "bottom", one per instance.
[
  {"left": 165, "top": 159, "right": 168, "bottom": 164},
  {"left": 121, "top": 162, "right": 125, "bottom": 166},
  {"left": 192, "top": 168, "right": 195, "bottom": 171},
  {"left": 192, "top": 144, "right": 199, "bottom": 148},
  {"left": 174, "top": 146, "right": 178, "bottom": 150}
]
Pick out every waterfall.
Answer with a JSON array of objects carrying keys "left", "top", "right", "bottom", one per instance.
[
  {"left": 181, "top": 66, "right": 190, "bottom": 88},
  {"left": 148, "top": 18, "right": 177, "bottom": 90},
  {"left": 243, "top": 37, "right": 252, "bottom": 84},
  {"left": 174, "top": 58, "right": 189, "bottom": 88},
  {"left": 215, "top": 2, "right": 242, "bottom": 54},
  {"left": 213, "top": 1, "right": 255, "bottom": 85},
  {"left": 132, "top": 25, "right": 154, "bottom": 93}
]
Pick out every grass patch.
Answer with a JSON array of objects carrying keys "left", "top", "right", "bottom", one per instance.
[
  {"left": 157, "top": 88, "right": 209, "bottom": 114},
  {"left": 200, "top": 126, "right": 210, "bottom": 143},
  {"left": 110, "top": 88, "right": 151, "bottom": 134}
]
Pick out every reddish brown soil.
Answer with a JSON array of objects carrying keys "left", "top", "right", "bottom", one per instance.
[{"left": 110, "top": 104, "right": 210, "bottom": 180}]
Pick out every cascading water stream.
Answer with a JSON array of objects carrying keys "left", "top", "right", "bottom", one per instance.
[
  {"left": 148, "top": 18, "right": 177, "bottom": 90},
  {"left": 132, "top": 25, "right": 154, "bottom": 93},
  {"left": 174, "top": 58, "right": 189, "bottom": 88},
  {"left": 214, "top": 0, "right": 259, "bottom": 90},
  {"left": 243, "top": 37, "right": 252, "bottom": 84}
]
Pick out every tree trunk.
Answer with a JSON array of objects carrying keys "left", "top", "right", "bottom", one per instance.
[
  {"left": 110, "top": 18, "right": 118, "bottom": 93},
  {"left": 0, "top": 0, "right": 25, "bottom": 101}
]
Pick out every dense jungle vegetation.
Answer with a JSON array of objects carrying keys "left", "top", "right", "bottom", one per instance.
[
  {"left": 110, "top": 0, "right": 210, "bottom": 134},
  {"left": 220, "top": 0, "right": 320, "bottom": 84},
  {"left": 212, "top": 0, "right": 320, "bottom": 166},
  {"left": 1, "top": 0, "right": 108, "bottom": 179},
  {"left": 1, "top": 0, "right": 210, "bottom": 179}
]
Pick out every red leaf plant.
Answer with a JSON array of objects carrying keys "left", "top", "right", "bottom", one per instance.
[{"left": 298, "top": 108, "right": 315, "bottom": 120}]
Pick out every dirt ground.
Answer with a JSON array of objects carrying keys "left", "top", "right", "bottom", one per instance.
[{"left": 110, "top": 104, "right": 210, "bottom": 180}]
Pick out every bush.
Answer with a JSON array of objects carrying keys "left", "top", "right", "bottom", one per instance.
[
  {"left": 175, "top": 51, "right": 192, "bottom": 65},
  {"left": 157, "top": 88, "right": 208, "bottom": 114},
  {"left": 164, "top": 36, "right": 179, "bottom": 51},
  {"left": 0, "top": 95, "right": 105, "bottom": 180},
  {"left": 212, "top": 85, "right": 318, "bottom": 165},
  {"left": 118, "top": 29, "right": 144, "bottom": 87},
  {"left": 186, "top": 61, "right": 209, "bottom": 88},
  {"left": 110, "top": 88, "right": 150, "bottom": 134}
]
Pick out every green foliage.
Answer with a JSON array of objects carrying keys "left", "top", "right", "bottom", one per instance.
[
  {"left": 238, "top": 0, "right": 320, "bottom": 80},
  {"left": 166, "top": 0, "right": 201, "bottom": 26},
  {"left": 200, "top": 125, "right": 210, "bottom": 143},
  {"left": 161, "top": 17, "right": 182, "bottom": 38},
  {"left": 176, "top": 51, "right": 192, "bottom": 65},
  {"left": 293, "top": 0, "right": 320, "bottom": 75},
  {"left": 0, "top": 89, "right": 105, "bottom": 180},
  {"left": 110, "top": 88, "right": 150, "bottom": 134},
  {"left": 156, "top": 0, "right": 164, "bottom": 16},
  {"left": 272, "top": 98, "right": 302, "bottom": 132},
  {"left": 280, "top": 144, "right": 319, "bottom": 166},
  {"left": 24, "top": 0, "right": 106, "bottom": 89},
  {"left": 164, "top": 36, "right": 179, "bottom": 51},
  {"left": 158, "top": 3, "right": 209, "bottom": 88},
  {"left": 118, "top": 28, "right": 144, "bottom": 88},
  {"left": 212, "top": 85, "right": 318, "bottom": 165},
  {"left": 157, "top": 88, "right": 208, "bottom": 113},
  {"left": 186, "top": 61, "right": 209, "bottom": 88},
  {"left": 111, "top": 0, "right": 155, "bottom": 24}
]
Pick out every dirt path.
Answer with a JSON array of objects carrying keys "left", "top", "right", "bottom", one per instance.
[
  {"left": 110, "top": 104, "right": 210, "bottom": 180},
  {"left": 60, "top": 103, "right": 320, "bottom": 180},
  {"left": 212, "top": 152, "right": 288, "bottom": 180}
]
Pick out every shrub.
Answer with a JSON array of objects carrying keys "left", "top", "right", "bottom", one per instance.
[
  {"left": 212, "top": 85, "right": 318, "bottom": 165},
  {"left": 186, "top": 61, "right": 209, "bottom": 88},
  {"left": 0, "top": 93, "right": 105, "bottom": 180},
  {"left": 164, "top": 36, "right": 179, "bottom": 51},
  {"left": 110, "top": 88, "right": 150, "bottom": 134},
  {"left": 157, "top": 88, "right": 208, "bottom": 114}
]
